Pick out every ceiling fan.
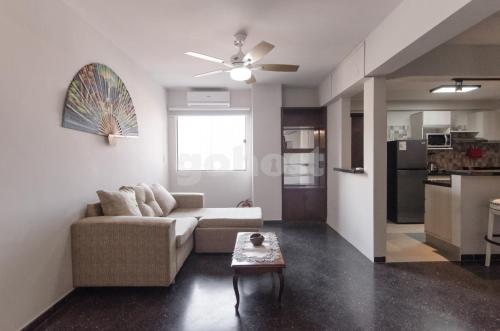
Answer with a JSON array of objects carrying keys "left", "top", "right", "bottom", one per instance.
[{"left": 185, "top": 31, "right": 299, "bottom": 84}]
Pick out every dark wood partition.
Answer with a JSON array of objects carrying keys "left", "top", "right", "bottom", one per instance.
[{"left": 281, "top": 107, "right": 327, "bottom": 222}]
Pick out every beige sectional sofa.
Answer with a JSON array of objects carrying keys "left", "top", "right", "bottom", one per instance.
[{"left": 71, "top": 192, "right": 262, "bottom": 287}]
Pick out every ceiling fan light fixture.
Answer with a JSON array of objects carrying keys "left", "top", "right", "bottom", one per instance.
[
  {"left": 184, "top": 52, "right": 224, "bottom": 64},
  {"left": 230, "top": 67, "right": 251, "bottom": 81}
]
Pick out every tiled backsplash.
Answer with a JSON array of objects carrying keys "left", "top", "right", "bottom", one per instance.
[
  {"left": 387, "top": 125, "right": 409, "bottom": 141},
  {"left": 428, "top": 143, "right": 500, "bottom": 169}
]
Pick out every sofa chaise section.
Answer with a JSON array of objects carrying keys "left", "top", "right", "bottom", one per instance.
[{"left": 168, "top": 207, "right": 263, "bottom": 253}]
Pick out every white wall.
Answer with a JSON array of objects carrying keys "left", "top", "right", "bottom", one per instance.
[
  {"left": 326, "top": 78, "right": 386, "bottom": 261},
  {"left": 0, "top": 1, "right": 168, "bottom": 330},
  {"left": 327, "top": 99, "right": 373, "bottom": 258},
  {"left": 282, "top": 86, "right": 319, "bottom": 107},
  {"left": 252, "top": 84, "right": 283, "bottom": 220},
  {"left": 166, "top": 89, "right": 253, "bottom": 208}
]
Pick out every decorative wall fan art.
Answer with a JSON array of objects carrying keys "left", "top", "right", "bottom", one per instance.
[{"left": 62, "top": 63, "right": 138, "bottom": 141}]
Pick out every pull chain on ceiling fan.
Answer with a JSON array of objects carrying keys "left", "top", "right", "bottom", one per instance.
[{"left": 184, "top": 31, "right": 299, "bottom": 84}]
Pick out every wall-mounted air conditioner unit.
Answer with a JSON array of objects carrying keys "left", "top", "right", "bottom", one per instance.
[{"left": 187, "top": 91, "right": 230, "bottom": 107}]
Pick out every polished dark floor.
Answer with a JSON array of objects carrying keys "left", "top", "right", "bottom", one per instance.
[{"left": 34, "top": 223, "right": 500, "bottom": 331}]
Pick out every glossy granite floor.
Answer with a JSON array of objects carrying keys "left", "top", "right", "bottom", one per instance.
[{"left": 32, "top": 223, "right": 500, "bottom": 331}]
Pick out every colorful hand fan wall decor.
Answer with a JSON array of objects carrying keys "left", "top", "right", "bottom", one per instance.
[{"left": 62, "top": 63, "right": 138, "bottom": 142}]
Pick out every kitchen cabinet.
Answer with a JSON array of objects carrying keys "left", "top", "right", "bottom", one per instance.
[
  {"left": 423, "top": 111, "right": 451, "bottom": 126},
  {"left": 283, "top": 187, "right": 326, "bottom": 221},
  {"left": 410, "top": 111, "right": 452, "bottom": 139},
  {"left": 424, "top": 184, "right": 454, "bottom": 244},
  {"left": 467, "top": 110, "right": 500, "bottom": 140},
  {"left": 410, "top": 112, "right": 424, "bottom": 139}
]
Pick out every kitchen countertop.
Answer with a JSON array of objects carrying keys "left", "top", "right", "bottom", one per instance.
[
  {"left": 424, "top": 169, "right": 500, "bottom": 187},
  {"left": 446, "top": 170, "right": 500, "bottom": 176},
  {"left": 423, "top": 179, "right": 451, "bottom": 187},
  {"left": 425, "top": 174, "right": 452, "bottom": 187},
  {"left": 333, "top": 167, "right": 365, "bottom": 174}
]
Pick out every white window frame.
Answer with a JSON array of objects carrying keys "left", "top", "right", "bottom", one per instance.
[{"left": 175, "top": 114, "right": 249, "bottom": 172}]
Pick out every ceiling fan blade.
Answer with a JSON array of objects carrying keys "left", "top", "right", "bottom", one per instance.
[
  {"left": 243, "top": 41, "right": 275, "bottom": 64},
  {"left": 185, "top": 51, "right": 225, "bottom": 64},
  {"left": 194, "top": 70, "right": 224, "bottom": 78},
  {"left": 245, "top": 74, "right": 256, "bottom": 84},
  {"left": 258, "top": 64, "right": 299, "bottom": 72}
]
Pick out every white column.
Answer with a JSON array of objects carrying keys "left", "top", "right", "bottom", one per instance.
[
  {"left": 364, "top": 77, "right": 387, "bottom": 259},
  {"left": 252, "top": 84, "right": 283, "bottom": 221},
  {"left": 327, "top": 97, "right": 350, "bottom": 229}
]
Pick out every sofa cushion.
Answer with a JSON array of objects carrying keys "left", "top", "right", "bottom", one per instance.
[
  {"left": 168, "top": 207, "right": 263, "bottom": 228},
  {"left": 151, "top": 183, "right": 177, "bottom": 215},
  {"left": 168, "top": 208, "right": 207, "bottom": 219},
  {"left": 96, "top": 188, "right": 142, "bottom": 216},
  {"left": 86, "top": 203, "right": 103, "bottom": 217},
  {"left": 198, "top": 207, "right": 262, "bottom": 228},
  {"left": 175, "top": 217, "right": 198, "bottom": 248},
  {"left": 137, "top": 184, "right": 164, "bottom": 217}
]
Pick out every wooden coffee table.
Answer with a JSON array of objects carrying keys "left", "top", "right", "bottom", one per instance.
[{"left": 231, "top": 232, "right": 286, "bottom": 312}]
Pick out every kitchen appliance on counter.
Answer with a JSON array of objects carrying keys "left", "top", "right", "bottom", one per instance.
[
  {"left": 427, "top": 161, "right": 439, "bottom": 173},
  {"left": 387, "top": 140, "right": 427, "bottom": 224}
]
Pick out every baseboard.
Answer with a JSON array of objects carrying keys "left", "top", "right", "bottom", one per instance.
[
  {"left": 263, "top": 219, "right": 282, "bottom": 223},
  {"left": 21, "top": 288, "right": 77, "bottom": 331},
  {"left": 460, "top": 254, "right": 500, "bottom": 263},
  {"left": 374, "top": 256, "right": 386, "bottom": 263}
]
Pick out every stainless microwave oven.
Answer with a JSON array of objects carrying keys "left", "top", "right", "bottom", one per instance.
[{"left": 426, "top": 133, "right": 451, "bottom": 149}]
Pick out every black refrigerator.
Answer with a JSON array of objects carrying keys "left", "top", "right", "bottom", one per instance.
[{"left": 387, "top": 140, "right": 427, "bottom": 224}]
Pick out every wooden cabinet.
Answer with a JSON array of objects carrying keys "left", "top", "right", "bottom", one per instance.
[
  {"left": 282, "top": 107, "right": 327, "bottom": 222},
  {"left": 283, "top": 188, "right": 326, "bottom": 222}
]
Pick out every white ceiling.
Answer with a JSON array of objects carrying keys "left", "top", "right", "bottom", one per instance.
[
  {"left": 381, "top": 11, "right": 500, "bottom": 103},
  {"left": 63, "top": 0, "right": 402, "bottom": 88},
  {"left": 448, "top": 11, "right": 500, "bottom": 46}
]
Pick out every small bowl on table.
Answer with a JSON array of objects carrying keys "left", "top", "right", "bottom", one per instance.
[{"left": 250, "top": 233, "right": 264, "bottom": 246}]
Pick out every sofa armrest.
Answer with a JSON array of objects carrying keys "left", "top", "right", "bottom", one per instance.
[
  {"left": 71, "top": 216, "right": 177, "bottom": 287},
  {"left": 171, "top": 192, "right": 205, "bottom": 208}
]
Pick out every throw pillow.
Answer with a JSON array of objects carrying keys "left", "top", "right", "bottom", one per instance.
[
  {"left": 150, "top": 183, "right": 177, "bottom": 216},
  {"left": 96, "top": 188, "right": 142, "bottom": 216},
  {"left": 136, "top": 183, "right": 164, "bottom": 217}
]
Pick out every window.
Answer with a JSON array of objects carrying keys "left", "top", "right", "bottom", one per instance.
[{"left": 177, "top": 115, "right": 246, "bottom": 171}]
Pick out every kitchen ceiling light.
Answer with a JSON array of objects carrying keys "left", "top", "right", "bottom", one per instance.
[
  {"left": 230, "top": 67, "right": 252, "bottom": 81},
  {"left": 430, "top": 79, "right": 481, "bottom": 94},
  {"left": 430, "top": 85, "right": 481, "bottom": 93}
]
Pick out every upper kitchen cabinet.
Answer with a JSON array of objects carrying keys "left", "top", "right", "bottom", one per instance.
[
  {"left": 467, "top": 110, "right": 500, "bottom": 140},
  {"left": 423, "top": 111, "right": 451, "bottom": 126},
  {"left": 410, "top": 111, "right": 452, "bottom": 139}
]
